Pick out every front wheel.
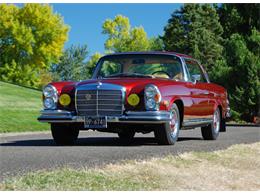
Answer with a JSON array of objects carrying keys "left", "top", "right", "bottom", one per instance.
[
  {"left": 154, "top": 103, "right": 181, "bottom": 145},
  {"left": 201, "top": 108, "right": 221, "bottom": 140},
  {"left": 51, "top": 123, "right": 79, "bottom": 145}
]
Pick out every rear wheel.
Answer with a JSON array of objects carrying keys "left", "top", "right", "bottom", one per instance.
[
  {"left": 154, "top": 103, "right": 180, "bottom": 145},
  {"left": 201, "top": 108, "right": 221, "bottom": 140},
  {"left": 51, "top": 123, "right": 79, "bottom": 145}
]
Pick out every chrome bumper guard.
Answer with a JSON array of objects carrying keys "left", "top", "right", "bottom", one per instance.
[
  {"left": 38, "top": 110, "right": 171, "bottom": 124},
  {"left": 226, "top": 107, "right": 232, "bottom": 118}
]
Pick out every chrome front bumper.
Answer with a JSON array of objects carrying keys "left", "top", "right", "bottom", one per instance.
[{"left": 38, "top": 110, "right": 172, "bottom": 124}]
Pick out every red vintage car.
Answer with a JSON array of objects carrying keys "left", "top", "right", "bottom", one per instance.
[{"left": 38, "top": 52, "right": 231, "bottom": 145}]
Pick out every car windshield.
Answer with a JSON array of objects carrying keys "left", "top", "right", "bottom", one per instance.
[{"left": 95, "top": 54, "right": 184, "bottom": 81}]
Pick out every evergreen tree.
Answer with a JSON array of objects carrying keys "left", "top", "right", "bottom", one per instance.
[
  {"left": 52, "top": 44, "right": 89, "bottom": 81},
  {"left": 218, "top": 4, "right": 260, "bottom": 39},
  {"left": 216, "top": 4, "right": 260, "bottom": 122},
  {"left": 163, "top": 3, "right": 259, "bottom": 122},
  {"left": 162, "top": 4, "right": 224, "bottom": 73},
  {"left": 84, "top": 52, "right": 103, "bottom": 79},
  {"left": 224, "top": 33, "right": 260, "bottom": 121}
]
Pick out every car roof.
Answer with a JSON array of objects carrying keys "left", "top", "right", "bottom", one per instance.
[{"left": 103, "top": 51, "right": 193, "bottom": 59}]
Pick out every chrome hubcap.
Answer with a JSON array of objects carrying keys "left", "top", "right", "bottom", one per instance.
[
  {"left": 169, "top": 109, "right": 179, "bottom": 137},
  {"left": 213, "top": 110, "right": 220, "bottom": 134}
]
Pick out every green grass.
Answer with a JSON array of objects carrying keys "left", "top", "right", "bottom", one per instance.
[
  {"left": 0, "top": 168, "right": 159, "bottom": 191},
  {"left": 1, "top": 142, "right": 259, "bottom": 190},
  {"left": 0, "top": 81, "right": 49, "bottom": 133}
]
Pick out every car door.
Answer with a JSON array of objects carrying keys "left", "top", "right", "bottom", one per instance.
[
  {"left": 184, "top": 58, "right": 211, "bottom": 121},
  {"left": 198, "top": 64, "right": 216, "bottom": 117}
]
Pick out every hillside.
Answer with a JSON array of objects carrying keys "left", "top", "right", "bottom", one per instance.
[{"left": 0, "top": 81, "right": 49, "bottom": 133}]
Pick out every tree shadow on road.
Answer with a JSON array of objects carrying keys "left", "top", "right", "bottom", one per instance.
[{"left": 0, "top": 136, "right": 202, "bottom": 147}]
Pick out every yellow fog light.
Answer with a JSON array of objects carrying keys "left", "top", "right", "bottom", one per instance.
[
  {"left": 59, "top": 94, "right": 71, "bottom": 106},
  {"left": 127, "top": 94, "right": 140, "bottom": 106}
]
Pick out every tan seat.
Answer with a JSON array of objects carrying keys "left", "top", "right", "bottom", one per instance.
[
  {"left": 152, "top": 74, "right": 170, "bottom": 79},
  {"left": 173, "top": 73, "right": 183, "bottom": 81}
]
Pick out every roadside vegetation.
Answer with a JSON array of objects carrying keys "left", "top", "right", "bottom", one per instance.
[
  {"left": 1, "top": 142, "right": 259, "bottom": 190},
  {"left": 0, "top": 81, "right": 49, "bottom": 133}
]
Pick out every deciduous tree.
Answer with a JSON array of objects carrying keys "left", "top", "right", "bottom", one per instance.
[
  {"left": 0, "top": 4, "right": 69, "bottom": 87},
  {"left": 102, "top": 15, "right": 162, "bottom": 53}
]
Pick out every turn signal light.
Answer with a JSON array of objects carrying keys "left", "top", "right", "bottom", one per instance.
[
  {"left": 127, "top": 94, "right": 140, "bottom": 106},
  {"left": 154, "top": 93, "right": 161, "bottom": 102},
  {"left": 59, "top": 94, "right": 71, "bottom": 106}
]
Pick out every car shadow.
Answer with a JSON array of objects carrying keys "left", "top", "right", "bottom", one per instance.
[
  {"left": 177, "top": 137, "right": 203, "bottom": 142},
  {"left": 0, "top": 136, "right": 202, "bottom": 147}
]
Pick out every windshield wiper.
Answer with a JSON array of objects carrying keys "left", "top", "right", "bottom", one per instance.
[{"left": 104, "top": 73, "right": 153, "bottom": 78}]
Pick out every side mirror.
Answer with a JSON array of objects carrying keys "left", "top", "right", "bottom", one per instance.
[{"left": 191, "top": 74, "right": 201, "bottom": 83}]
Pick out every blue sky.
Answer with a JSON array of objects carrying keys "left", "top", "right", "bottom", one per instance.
[{"left": 51, "top": 4, "right": 182, "bottom": 55}]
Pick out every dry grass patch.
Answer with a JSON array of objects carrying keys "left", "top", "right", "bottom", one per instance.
[{"left": 1, "top": 142, "right": 260, "bottom": 190}]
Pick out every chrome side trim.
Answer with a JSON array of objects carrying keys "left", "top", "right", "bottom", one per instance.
[{"left": 182, "top": 118, "right": 213, "bottom": 127}]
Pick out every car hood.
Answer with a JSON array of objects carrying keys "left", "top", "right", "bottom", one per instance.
[{"left": 76, "top": 78, "right": 176, "bottom": 94}]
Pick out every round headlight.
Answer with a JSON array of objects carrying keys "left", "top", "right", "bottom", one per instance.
[
  {"left": 144, "top": 84, "right": 161, "bottom": 111},
  {"left": 146, "top": 98, "right": 156, "bottom": 109},
  {"left": 43, "top": 98, "right": 56, "bottom": 109},
  {"left": 145, "top": 85, "right": 157, "bottom": 98},
  {"left": 43, "top": 85, "right": 56, "bottom": 98}
]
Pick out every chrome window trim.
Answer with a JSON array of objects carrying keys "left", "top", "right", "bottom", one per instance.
[
  {"left": 180, "top": 57, "right": 189, "bottom": 82},
  {"left": 182, "top": 57, "right": 210, "bottom": 83}
]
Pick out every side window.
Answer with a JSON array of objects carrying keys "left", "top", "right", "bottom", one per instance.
[{"left": 185, "top": 59, "right": 207, "bottom": 83}]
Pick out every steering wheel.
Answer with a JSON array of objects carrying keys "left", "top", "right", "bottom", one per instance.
[{"left": 151, "top": 71, "right": 171, "bottom": 79}]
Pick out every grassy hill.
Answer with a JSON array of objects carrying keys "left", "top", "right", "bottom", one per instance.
[{"left": 0, "top": 81, "right": 49, "bottom": 133}]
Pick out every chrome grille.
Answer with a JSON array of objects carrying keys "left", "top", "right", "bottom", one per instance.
[{"left": 76, "top": 89, "right": 123, "bottom": 116}]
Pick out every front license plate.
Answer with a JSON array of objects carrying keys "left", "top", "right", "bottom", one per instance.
[{"left": 84, "top": 116, "right": 107, "bottom": 129}]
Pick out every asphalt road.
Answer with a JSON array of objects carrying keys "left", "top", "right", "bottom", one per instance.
[{"left": 0, "top": 126, "right": 259, "bottom": 181}]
